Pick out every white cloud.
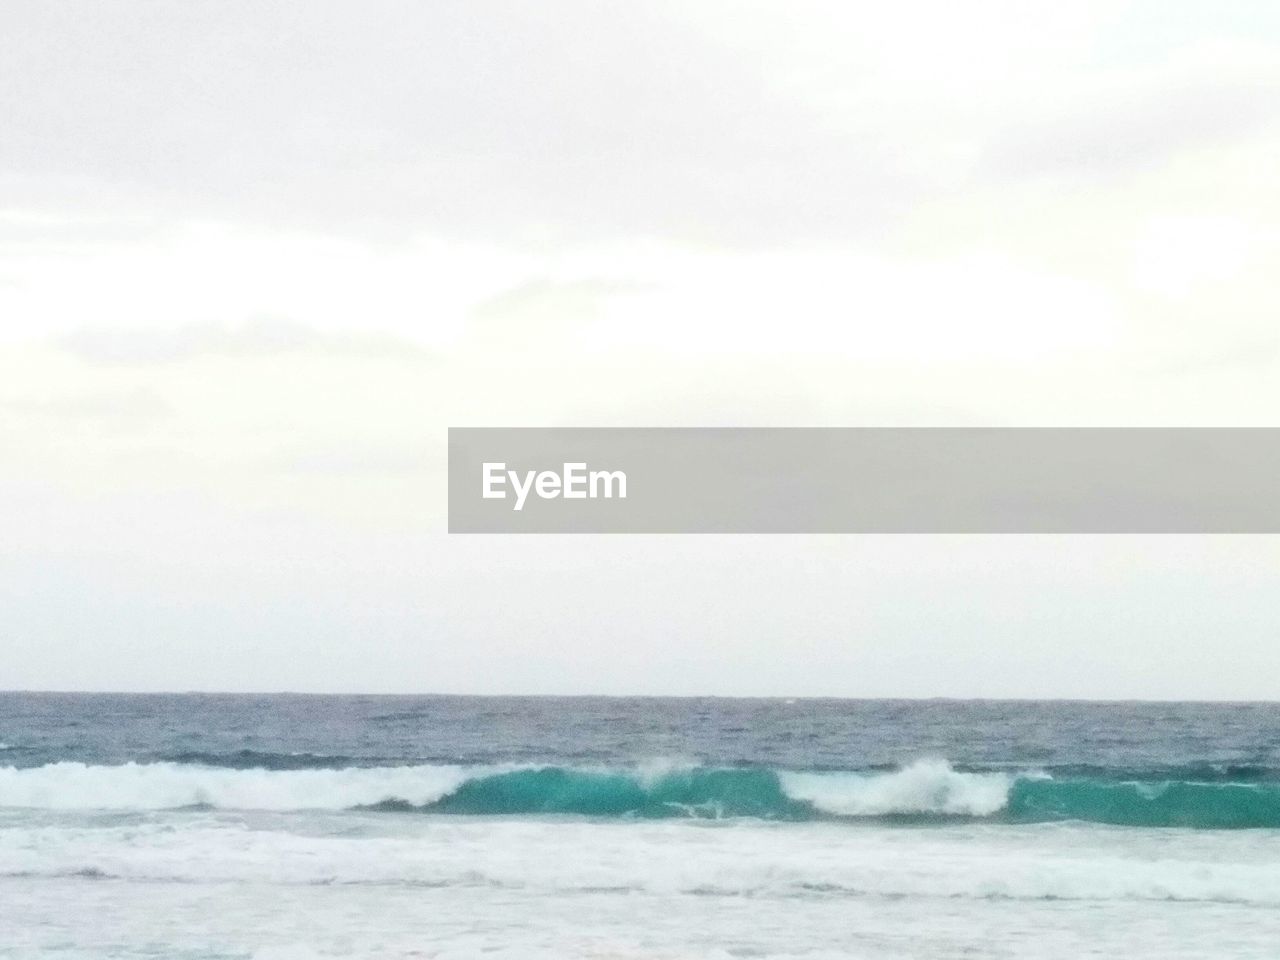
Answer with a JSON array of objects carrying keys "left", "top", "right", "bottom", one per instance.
[{"left": 2, "top": 1, "right": 1278, "bottom": 694}]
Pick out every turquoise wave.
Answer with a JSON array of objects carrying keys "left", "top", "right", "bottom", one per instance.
[
  {"left": 425, "top": 766, "right": 810, "bottom": 819},
  {"left": 1007, "top": 778, "right": 1280, "bottom": 829},
  {"left": 9, "top": 758, "right": 1280, "bottom": 828},
  {"left": 362, "top": 764, "right": 1280, "bottom": 829}
]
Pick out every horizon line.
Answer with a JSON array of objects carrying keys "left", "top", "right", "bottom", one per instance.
[{"left": 2, "top": 690, "right": 1277, "bottom": 705}]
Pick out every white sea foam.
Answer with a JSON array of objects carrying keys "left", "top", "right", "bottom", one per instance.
[
  {"left": 0, "top": 761, "right": 471, "bottom": 811},
  {"left": 4, "top": 810, "right": 1279, "bottom": 959},
  {"left": 2, "top": 813, "right": 1278, "bottom": 908},
  {"left": 780, "top": 759, "right": 1014, "bottom": 817}
]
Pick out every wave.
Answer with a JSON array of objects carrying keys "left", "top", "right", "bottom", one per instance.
[
  {"left": 1007, "top": 778, "right": 1280, "bottom": 829},
  {"left": 56, "top": 747, "right": 1280, "bottom": 785},
  {"left": 781, "top": 762, "right": 1013, "bottom": 817},
  {"left": 0, "top": 761, "right": 471, "bottom": 811},
  {"left": 4, "top": 759, "right": 1280, "bottom": 828}
]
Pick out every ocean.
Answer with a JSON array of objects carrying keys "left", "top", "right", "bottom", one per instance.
[{"left": 2, "top": 694, "right": 1279, "bottom": 959}]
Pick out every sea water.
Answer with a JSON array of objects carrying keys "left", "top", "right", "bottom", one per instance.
[{"left": 2, "top": 694, "right": 1278, "bottom": 958}]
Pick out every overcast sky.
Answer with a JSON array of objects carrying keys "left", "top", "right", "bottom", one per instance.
[{"left": 2, "top": 1, "right": 1278, "bottom": 696}]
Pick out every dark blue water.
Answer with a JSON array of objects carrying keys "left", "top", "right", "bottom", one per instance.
[{"left": 3, "top": 693, "right": 1278, "bottom": 773}]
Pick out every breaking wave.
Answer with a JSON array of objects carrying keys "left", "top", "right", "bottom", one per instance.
[{"left": 4, "top": 759, "right": 1280, "bottom": 828}]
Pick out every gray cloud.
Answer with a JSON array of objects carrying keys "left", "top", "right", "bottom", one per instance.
[
  {"left": 58, "top": 320, "right": 432, "bottom": 364},
  {"left": 0, "top": 387, "right": 171, "bottom": 423},
  {"left": 0, "top": 0, "right": 919, "bottom": 242},
  {"left": 982, "top": 71, "right": 1280, "bottom": 180},
  {"left": 270, "top": 444, "right": 445, "bottom": 478},
  {"left": 6, "top": 2, "right": 1280, "bottom": 245},
  {"left": 466, "top": 278, "right": 641, "bottom": 347}
]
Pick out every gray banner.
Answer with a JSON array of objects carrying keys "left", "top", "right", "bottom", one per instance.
[{"left": 448, "top": 428, "right": 1280, "bottom": 533}]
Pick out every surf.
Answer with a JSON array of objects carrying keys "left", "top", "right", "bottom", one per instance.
[{"left": 5, "top": 759, "right": 1280, "bottom": 828}]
